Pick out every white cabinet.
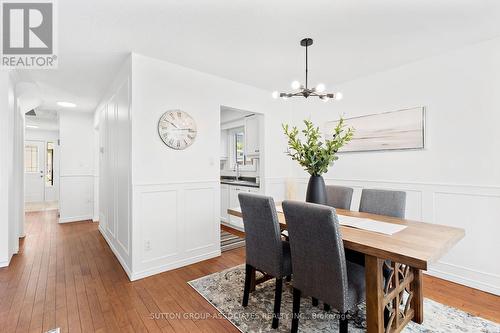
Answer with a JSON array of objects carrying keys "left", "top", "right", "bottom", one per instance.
[
  {"left": 220, "top": 129, "right": 228, "bottom": 160},
  {"left": 220, "top": 184, "right": 229, "bottom": 222},
  {"left": 226, "top": 185, "right": 260, "bottom": 230},
  {"left": 244, "top": 115, "right": 260, "bottom": 156}
]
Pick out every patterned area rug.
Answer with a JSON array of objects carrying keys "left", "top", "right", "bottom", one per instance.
[{"left": 188, "top": 265, "right": 500, "bottom": 333}]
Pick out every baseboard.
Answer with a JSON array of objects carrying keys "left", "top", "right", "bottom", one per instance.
[
  {"left": 0, "top": 253, "right": 14, "bottom": 268},
  {"left": 98, "top": 225, "right": 133, "bottom": 280},
  {"left": 130, "top": 250, "right": 222, "bottom": 281},
  {"left": 428, "top": 262, "right": 500, "bottom": 296},
  {"left": 59, "top": 215, "right": 93, "bottom": 223}
]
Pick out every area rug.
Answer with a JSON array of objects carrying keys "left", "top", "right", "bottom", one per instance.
[{"left": 188, "top": 265, "right": 500, "bottom": 333}]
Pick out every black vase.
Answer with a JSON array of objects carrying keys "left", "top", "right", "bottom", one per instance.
[{"left": 305, "top": 175, "right": 327, "bottom": 205}]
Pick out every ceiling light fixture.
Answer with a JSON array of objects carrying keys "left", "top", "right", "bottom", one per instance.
[
  {"left": 26, "top": 125, "right": 39, "bottom": 129},
  {"left": 57, "top": 101, "right": 76, "bottom": 108},
  {"left": 272, "top": 38, "right": 342, "bottom": 102}
]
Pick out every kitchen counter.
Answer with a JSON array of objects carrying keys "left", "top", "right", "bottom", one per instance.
[{"left": 220, "top": 177, "right": 260, "bottom": 188}]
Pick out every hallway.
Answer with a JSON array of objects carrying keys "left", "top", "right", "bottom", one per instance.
[{"left": 0, "top": 212, "right": 242, "bottom": 332}]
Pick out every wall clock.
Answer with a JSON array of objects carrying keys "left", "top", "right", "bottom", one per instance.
[{"left": 158, "top": 110, "right": 197, "bottom": 150}]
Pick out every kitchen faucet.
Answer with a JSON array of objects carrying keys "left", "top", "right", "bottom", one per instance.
[{"left": 235, "top": 163, "right": 240, "bottom": 180}]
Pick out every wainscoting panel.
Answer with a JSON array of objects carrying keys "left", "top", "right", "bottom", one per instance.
[
  {"left": 289, "top": 177, "right": 500, "bottom": 295},
  {"left": 139, "top": 189, "right": 179, "bottom": 263},
  {"left": 184, "top": 186, "right": 217, "bottom": 253},
  {"left": 131, "top": 181, "right": 220, "bottom": 280},
  {"left": 59, "top": 175, "right": 94, "bottom": 223}
]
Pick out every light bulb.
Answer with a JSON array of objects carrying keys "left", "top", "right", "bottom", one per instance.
[
  {"left": 322, "top": 96, "right": 330, "bottom": 102},
  {"left": 282, "top": 95, "right": 289, "bottom": 100},
  {"left": 272, "top": 91, "right": 279, "bottom": 99},
  {"left": 316, "top": 83, "right": 326, "bottom": 93},
  {"left": 335, "top": 92, "right": 343, "bottom": 100},
  {"left": 291, "top": 80, "right": 301, "bottom": 90}
]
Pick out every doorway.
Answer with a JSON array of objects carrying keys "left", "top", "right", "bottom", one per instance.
[{"left": 24, "top": 110, "right": 60, "bottom": 212}]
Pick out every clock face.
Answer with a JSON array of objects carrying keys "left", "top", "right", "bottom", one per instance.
[{"left": 158, "top": 110, "right": 197, "bottom": 150}]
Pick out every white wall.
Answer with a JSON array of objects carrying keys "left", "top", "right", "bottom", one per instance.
[
  {"left": 129, "top": 53, "right": 297, "bottom": 279},
  {"left": 25, "top": 129, "right": 60, "bottom": 202},
  {"left": 59, "top": 112, "right": 95, "bottom": 223},
  {"left": 0, "top": 71, "right": 19, "bottom": 267},
  {"left": 289, "top": 38, "right": 500, "bottom": 295},
  {"left": 95, "top": 57, "right": 133, "bottom": 276}
]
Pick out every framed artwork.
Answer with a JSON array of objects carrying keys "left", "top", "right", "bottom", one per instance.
[{"left": 325, "top": 107, "right": 425, "bottom": 153}]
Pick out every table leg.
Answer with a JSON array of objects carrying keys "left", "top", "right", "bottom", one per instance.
[
  {"left": 411, "top": 268, "right": 424, "bottom": 324},
  {"left": 365, "top": 255, "right": 384, "bottom": 333}
]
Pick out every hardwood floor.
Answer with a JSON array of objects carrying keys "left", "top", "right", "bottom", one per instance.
[{"left": 0, "top": 211, "right": 498, "bottom": 333}]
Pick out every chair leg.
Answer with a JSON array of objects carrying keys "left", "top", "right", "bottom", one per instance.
[
  {"left": 271, "top": 278, "right": 283, "bottom": 329},
  {"left": 291, "top": 288, "right": 301, "bottom": 333},
  {"left": 324, "top": 303, "right": 331, "bottom": 311},
  {"left": 312, "top": 297, "right": 319, "bottom": 306},
  {"left": 242, "top": 264, "right": 254, "bottom": 307},
  {"left": 339, "top": 312, "right": 348, "bottom": 333}
]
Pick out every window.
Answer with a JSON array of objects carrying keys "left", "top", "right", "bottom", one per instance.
[
  {"left": 24, "top": 145, "right": 38, "bottom": 173},
  {"left": 46, "top": 142, "right": 54, "bottom": 186},
  {"left": 228, "top": 127, "right": 255, "bottom": 170},
  {"left": 235, "top": 130, "right": 245, "bottom": 165}
]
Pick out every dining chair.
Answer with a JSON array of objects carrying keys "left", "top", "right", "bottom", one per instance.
[
  {"left": 359, "top": 188, "right": 406, "bottom": 218},
  {"left": 238, "top": 193, "right": 293, "bottom": 329},
  {"left": 282, "top": 200, "right": 365, "bottom": 333},
  {"left": 326, "top": 185, "right": 354, "bottom": 210}
]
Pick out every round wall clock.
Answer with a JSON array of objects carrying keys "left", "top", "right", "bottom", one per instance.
[{"left": 158, "top": 110, "right": 197, "bottom": 150}]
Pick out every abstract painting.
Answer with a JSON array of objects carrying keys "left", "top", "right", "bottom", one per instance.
[{"left": 325, "top": 107, "right": 425, "bottom": 153}]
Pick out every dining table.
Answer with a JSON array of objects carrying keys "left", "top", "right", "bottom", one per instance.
[{"left": 227, "top": 205, "right": 465, "bottom": 333}]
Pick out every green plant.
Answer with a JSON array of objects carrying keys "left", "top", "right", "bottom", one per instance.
[{"left": 282, "top": 118, "right": 354, "bottom": 176}]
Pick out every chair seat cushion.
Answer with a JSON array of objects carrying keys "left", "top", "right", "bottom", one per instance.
[{"left": 345, "top": 260, "right": 366, "bottom": 309}]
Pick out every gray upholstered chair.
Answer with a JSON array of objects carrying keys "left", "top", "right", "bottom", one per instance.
[
  {"left": 326, "top": 185, "right": 354, "bottom": 210},
  {"left": 359, "top": 189, "right": 406, "bottom": 218},
  {"left": 282, "top": 200, "right": 365, "bottom": 333},
  {"left": 350, "top": 189, "right": 407, "bottom": 266},
  {"left": 238, "top": 193, "right": 292, "bottom": 329}
]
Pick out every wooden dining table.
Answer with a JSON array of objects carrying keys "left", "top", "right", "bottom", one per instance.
[{"left": 227, "top": 206, "right": 465, "bottom": 333}]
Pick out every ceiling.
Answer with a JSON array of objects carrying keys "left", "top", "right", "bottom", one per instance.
[
  {"left": 17, "top": 0, "right": 500, "bottom": 113},
  {"left": 25, "top": 109, "right": 59, "bottom": 131}
]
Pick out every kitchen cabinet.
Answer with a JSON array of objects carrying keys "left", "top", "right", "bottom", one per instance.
[
  {"left": 244, "top": 115, "right": 260, "bottom": 157},
  {"left": 220, "top": 184, "right": 229, "bottom": 222},
  {"left": 223, "top": 185, "right": 259, "bottom": 231}
]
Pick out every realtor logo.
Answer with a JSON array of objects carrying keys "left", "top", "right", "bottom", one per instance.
[{"left": 1, "top": 0, "right": 57, "bottom": 68}]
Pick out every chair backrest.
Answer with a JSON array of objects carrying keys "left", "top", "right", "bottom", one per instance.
[
  {"left": 238, "top": 193, "right": 284, "bottom": 277},
  {"left": 282, "top": 200, "right": 349, "bottom": 312},
  {"left": 326, "top": 185, "right": 354, "bottom": 210},
  {"left": 359, "top": 189, "right": 406, "bottom": 218}
]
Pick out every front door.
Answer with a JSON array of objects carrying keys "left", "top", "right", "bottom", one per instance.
[{"left": 24, "top": 140, "right": 45, "bottom": 202}]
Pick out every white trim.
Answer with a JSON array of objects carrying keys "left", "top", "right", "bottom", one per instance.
[
  {"left": 130, "top": 250, "right": 221, "bottom": 281},
  {"left": 133, "top": 179, "right": 218, "bottom": 187},
  {"left": 59, "top": 215, "right": 93, "bottom": 223},
  {"left": 98, "top": 225, "right": 133, "bottom": 279},
  {"left": 299, "top": 177, "right": 500, "bottom": 191},
  {"left": 0, "top": 253, "right": 13, "bottom": 268},
  {"left": 428, "top": 262, "right": 500, "bottom": 296}
]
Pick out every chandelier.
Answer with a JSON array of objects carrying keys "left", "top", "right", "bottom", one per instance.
[{"left": 272, "top": 38, "right": 342, "bottom": 102}]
